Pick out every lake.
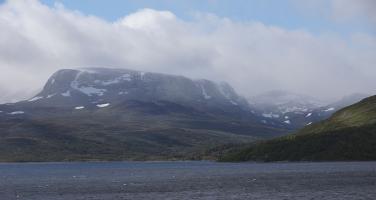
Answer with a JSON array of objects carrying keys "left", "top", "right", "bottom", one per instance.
[{"left": 0, "top": 161, "right": 375, "bottom": 199}]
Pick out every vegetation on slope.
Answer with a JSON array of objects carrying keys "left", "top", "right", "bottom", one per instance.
[{"left": 219, "top": 95, "right": 376, "bottom": 162}]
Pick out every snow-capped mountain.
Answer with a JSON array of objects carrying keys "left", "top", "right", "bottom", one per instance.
[
  {"left": 249, "top": 90, "right": 322, "bottom": 128},
  {"left": 28, "top": 68, "right": 251, "bottom": 113},
  {"left": 251, "top": 90, "right": 323, "bottom": 113},
  {"left": 249, "top": 90, "right": 370, "bottom": 129}
]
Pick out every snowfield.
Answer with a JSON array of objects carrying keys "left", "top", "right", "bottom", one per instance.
[{"left": 96, "top": 103, "right": 110, "bottom": 108}]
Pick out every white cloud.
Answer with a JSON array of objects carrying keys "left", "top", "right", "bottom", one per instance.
[
  {"left": 119, "top": 8, "right": 177, "bottom": 30},
  {"left": 0, "top": 0, "right": 375, "bottom": 103},
  {"left": 331, "top": 0, "right": 376, "bottom": 24},
  {"left": 291, "top": 0, "right": 376, "bottom": 26}
]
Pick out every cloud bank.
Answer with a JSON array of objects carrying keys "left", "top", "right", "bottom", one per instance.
[
  {"left": 0, "top": 0, "right": 375, "bottom": 103},
  {"left": 292, "top": 0, "right": 376, "bottom": 24}
]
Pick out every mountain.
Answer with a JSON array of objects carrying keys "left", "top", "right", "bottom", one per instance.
[
  {"left": 32, "top": 68, "right": 251, "bottom": 110},
  {"left": 250, "top": 90, "right": 368, "bottom": 130},
  {"left": 251, "top": 90, "right": 323, "bottom": 112},
  {"left": 0, "top": 68, "right": 288, "bottom": 162},
  {"left": 220, "top": 95, "right": 376, "bottom": 162}
]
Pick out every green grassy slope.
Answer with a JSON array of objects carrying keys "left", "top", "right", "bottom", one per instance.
[{"left": 220, "top": 95, "right": 376, "bottom": 162}]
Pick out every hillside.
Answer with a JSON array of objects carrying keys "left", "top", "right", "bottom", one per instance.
[{"left": 220, "top": 95, "right": 376, "bottom": 162}]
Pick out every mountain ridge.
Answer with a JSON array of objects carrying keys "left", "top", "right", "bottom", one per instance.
[{"left": 219, "top": 95, "right": 376, "bottom": 162}]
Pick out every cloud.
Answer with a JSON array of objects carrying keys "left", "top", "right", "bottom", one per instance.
[
  {"left": 331, "top": 0, "right": 376, "bottom": 24},
  {"left": 291, "top": 0, "right": 376, "bottom": 26},
  {"left": 0, "top": 0, "right": 375, "bottom": 103}
]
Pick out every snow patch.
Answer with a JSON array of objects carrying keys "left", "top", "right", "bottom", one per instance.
[
  {"left": 279, "top": 106, "right": 311, "bottom": 114},
  {"left": 61, "top": 90, "right": 71, "bottom": 97},
  {"left": 324, "top": 107, "right": 335, "bottom": 112},
  {"left": 306, "top": 122, "right": 313, "bottom": 126},
  {"left": 284, "top": 116, "right": 289, "bottom": 119},
  {"left": 118, "top": 91, "right": 129, "bottom": 95},
  {"left": 217, "top": 83, "right": 231, "bottom": 99},
  {"left": 230, "top": 100, "right": 238, "bottom": 105},
  {"left": 96, "top": 103, "right": 110, "bottom": 108},
  {"left": 76, "top": 86, "right": 106, "bottom": 96},
  {"left": 262, "top": 113, "right": 280, "bottom": 118},
  {"left": 305, "top": 113, "right": 312, "bottom": 117},
  {"left": 75, "top": 106, "right": 85, "bottom": 110},
  {"left": 47, "top": 94, "right": 56, "bottom": 98},
  {"left": 199, "top": 84, "right": 211, "bottom": 99},
  {"left": 70, "top": 71, "right": 106, "bottom": 96},
  {"left": 28, "top": 96, "right": 43, "bottom": 102},
  {"left": 284, "top": 120, "right": 291, "bottom": 124},
  {"left": 217, "top": 83, "right": 239, "bottom": 105},
  {"left": 96, "top": 74, "right": 132, "bottom": 86},
  {"left": 9, "top": 111, "right": 24, "bottom": 115}
]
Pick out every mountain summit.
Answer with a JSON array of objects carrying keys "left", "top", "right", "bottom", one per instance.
[{"left": 34, "top": 68, "right": 250, "bottom": 111}]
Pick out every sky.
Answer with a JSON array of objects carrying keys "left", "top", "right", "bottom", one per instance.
[
  {"left": 0, "top": 0, "right": 375, "bottom": 103},
  {"left": 39, "top": 0, "right": 374, "bottom": 34}
]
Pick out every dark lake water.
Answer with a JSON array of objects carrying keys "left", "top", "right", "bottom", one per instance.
[{"left": 0, "top": 161, "right": 375, "bottom": 200}]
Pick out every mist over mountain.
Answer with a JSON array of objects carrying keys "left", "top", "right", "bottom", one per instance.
[
  {"left": 248, "top": 90, "right": 369, "bottom": 130},
  {"left": 250, "top": 90, "right": 323, "bottom": 113},
  {"left": 32, "top": 68, "right": 250, "bottom": 111},
  {"left": 221, "top": 95, "right": 376, "bottom": 162},
  {"left": 0, "top": 86, "right": 38, "bottom": 104}
]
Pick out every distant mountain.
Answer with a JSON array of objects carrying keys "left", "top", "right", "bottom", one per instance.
[
  {"left": 0, "top": 68, "right": 288, "bottom": 162},
  {"left": 220, "top": 95, "right": 376, "bottom": 162},
  {"left": 250, "top": 90, "right": 369, "bottom": 130},
  {"left": 251, "top": 90, "right": 323, "bottom": 112}
]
